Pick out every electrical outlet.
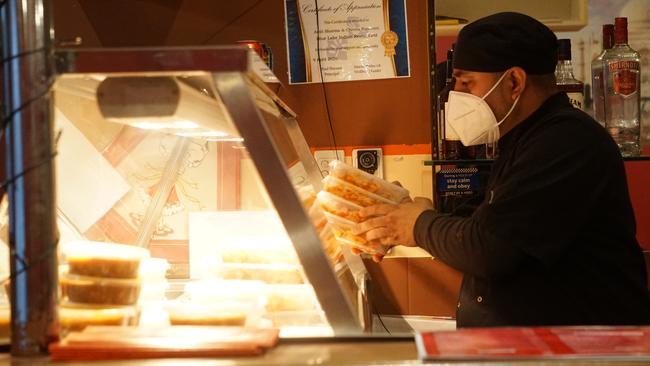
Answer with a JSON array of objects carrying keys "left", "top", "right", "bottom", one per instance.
[
  {"left": 353, "top": 148, "right": 383, "bottom": 178},
  {"left": 314, "top": 149, "right": 344, "bottom": 176}
]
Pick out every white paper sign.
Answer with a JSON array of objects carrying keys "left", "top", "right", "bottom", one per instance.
[
  {"left": 249, "top": 50, "right": 280, "bottom": 83},
  {"left": 285, "top": 0, "right": 410, "bottom": 84},
  {"left": 55, "top": 109, "right": 131, "bottom": 232}
]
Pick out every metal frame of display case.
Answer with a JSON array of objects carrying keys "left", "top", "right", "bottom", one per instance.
[{"left": 52, "top": 46, "right": 364, "bottom": 337}]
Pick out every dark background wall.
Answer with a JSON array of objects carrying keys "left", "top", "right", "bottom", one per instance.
[{"left": 53, "top": 0, "right": 434, "bottom": 148}]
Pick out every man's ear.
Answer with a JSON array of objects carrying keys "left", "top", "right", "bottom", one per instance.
[{"left": 509, "top": 67, "right": 527, "bottom": 100}]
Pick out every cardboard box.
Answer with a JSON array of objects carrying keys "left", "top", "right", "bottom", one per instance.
[{"left": 364, "top": 247, "right": 462, "bottom": 317}]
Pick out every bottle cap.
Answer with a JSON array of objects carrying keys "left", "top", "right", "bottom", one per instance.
[
  {"left": 557, "top": 39, "right": 572, "bottom": 61},
  {"left": 614, "top": 17, "right": 628, "bottom": 45},
  {"left": 602, "top": 24, "right": 614, "bottom": 50}
]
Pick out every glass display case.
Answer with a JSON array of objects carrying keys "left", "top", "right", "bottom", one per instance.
[{"left": 49, "top": 46, "right": 369, "bottom": 338}]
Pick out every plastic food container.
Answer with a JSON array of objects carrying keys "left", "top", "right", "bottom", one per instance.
[
  {"left": 138, "top": 257, "right": 170, "bottom": 281},
  {"left": 0, "top": 306, "right": 9, "bottom": 339},
  {"left": 166, "top": 301, "right": 257, "bottom": 327},
  {"left": 183, "top": 279, "right": 266, "bottom": 306},
  {"left": 263, "top": 310, "right": 327, "bottom": 327},
  {"left": 308, "top": 201, "right": 328, "bottom": 232},
  {"left": 265, "top": 284, "right": 318, "bottom": 312},
  {"left": 60, "top": 273, "right": 142, "bottom": 306},
  {"left": 63, "top": 241, "right": 149, "bottom": 279},
  {"left": 328, "top": 160, "right": 409, "bottom": 203},
  {"left": 220, "top": 263, "right": 304, "bottom": 284},
  {"left": 139, "top": 281, "right": 169, "bottom": 303},
  {"left": 322, "top": 175, "right": 395, "bottom": 207},
  {"left": 319, "top": 224, "right": 343, "bottom": 265},
  {"left": 317, "top": 191, "right": 364, "bottom": 223},
  {"left": 59, "top": 303, "right": 139, "bottom": 332},
  {"left": 218, "top": 243, "right": 299, "bottom": 265},
  {"left": 167, "top": 280, "right": 265, "bottom": 328},
  {"left": 297, "top": 185, "right": 317, "bottom": 209},
  {"left": 323, "top": 212, "right": 388, "bottom": 256}
]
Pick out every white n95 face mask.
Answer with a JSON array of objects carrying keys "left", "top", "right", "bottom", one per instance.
[{"left": 446, "top": 71, "right": 520, "bottom": 146}]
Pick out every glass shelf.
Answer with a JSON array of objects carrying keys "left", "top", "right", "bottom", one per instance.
[
  {"left": 623, "top": 155, "right": 650, "bottom": 162},
  {"left": 425, "top": 155, "right": 650, "bottom": 166}
]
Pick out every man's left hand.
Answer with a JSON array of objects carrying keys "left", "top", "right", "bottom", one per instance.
[{"left": 352, "top": 197, "right": 433, "bottom": 250}]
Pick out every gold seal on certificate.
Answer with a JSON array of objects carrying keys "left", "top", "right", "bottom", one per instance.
[{"left": 381, "top": 30, "right": 399, "bottom": 57}]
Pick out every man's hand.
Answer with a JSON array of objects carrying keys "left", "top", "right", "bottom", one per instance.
[{"left": 352, "top": 197, "right": 433, "bottom": 253}]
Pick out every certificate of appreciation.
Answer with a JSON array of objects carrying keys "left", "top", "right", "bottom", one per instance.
[{"left": 285, "top": 0, "right": 410, "bottom": 84}]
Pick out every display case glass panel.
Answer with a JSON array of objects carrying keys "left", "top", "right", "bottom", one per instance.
[{"left": 50, "top": 47, "right": 365, "bottom": 338}]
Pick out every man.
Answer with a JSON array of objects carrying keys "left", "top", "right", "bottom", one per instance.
[{"left": 353, "top": 12, "right": 650, "bottom": 327}]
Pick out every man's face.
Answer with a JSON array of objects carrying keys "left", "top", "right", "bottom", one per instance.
[{"left": 452, "top": 69, "right": 513, "bottom": 122}]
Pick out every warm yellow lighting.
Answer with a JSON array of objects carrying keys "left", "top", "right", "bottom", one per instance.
[
  {"left": 176, "top": 130, "right": 229, "bottom": 137},
  {"left": 206, "top": 137, "right": 244, "bottom": 142},
  {"left": 131, "top": 120, "right": 199, "bottom": 131},
  {"left": 173, "top": 120, "right": 200, "bottom": 129},
  {"left": 96, "top": 76, "right": 238, "bottom": 136}
]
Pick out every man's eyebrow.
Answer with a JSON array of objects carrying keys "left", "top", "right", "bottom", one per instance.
[{"left": 452, "top": 70, "right": 465, "bottom": 78}]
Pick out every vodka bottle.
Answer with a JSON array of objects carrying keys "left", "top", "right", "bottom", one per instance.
[
  {"left": 603, "top": 17, "right": 641, "bottom": 156},
  {"left": 438, "top": 46, "right": 462, "bottom": 160},
  {"left": 591, "top": 24, "right": 614, "bottom": 127},
  {"left": 555, "top": 39, "right": 584, "bottom": 110}
]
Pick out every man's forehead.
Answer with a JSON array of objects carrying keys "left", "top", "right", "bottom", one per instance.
[{"left": 453, "top": 69, "right": 499, "bottom": 79}]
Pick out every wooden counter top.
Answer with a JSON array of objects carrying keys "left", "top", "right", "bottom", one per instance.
[{"left": 1, "top": 339, "right": 650, "bottom": 366}]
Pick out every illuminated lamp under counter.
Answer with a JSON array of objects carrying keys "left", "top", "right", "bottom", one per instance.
[{"left": 96, "top": 76, "right": 240, "bottom": 140}]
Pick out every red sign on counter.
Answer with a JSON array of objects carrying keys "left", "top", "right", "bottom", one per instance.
[{"left": 416, "top": 326, "right": 650, "bottom": 361}]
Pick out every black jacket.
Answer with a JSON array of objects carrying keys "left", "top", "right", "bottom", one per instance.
[{"left": 415, "top": 93, "right": 650, "bottom": 327}]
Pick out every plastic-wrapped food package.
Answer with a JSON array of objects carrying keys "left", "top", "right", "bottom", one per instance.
[
  {"left": 60, "top": 272, "right": 141, "bottom": 306},
  {"left": 328, "top": 160, "right": 409, "bottom": 203},
  {"left": 59, "top": 303, "right": 139, "bottom": 332},
  {"left": 263, "top": 310, "right": 327, "bottom": 327},
  {"left": 322, "top": 175, "right": 395, "bottom": 207},
  {"left": 265, "top": 284, "right": 317, "bottom": 312},
  {"left": 168, "top": 280, "right": 266, "bottom": 327},
  {"left": 166, "top": 302, "right": 251, "bottom": 326},
  {"left": 317, "top": 191, "right": 364, "bottom": 223},
  {"left": 0, "top": 306, "right": 8, "bottom": 339},
  {"left": 217, "top": 243, "right": 299, "bottom": 265},
  {"left": 297, "top": 184, "right": 317, "bottom": 209},
  {"left": 220, "top": 263, "right": 305, "bottom": 284},
  {"left": 323, "top": 212, "right": 388, "bottom": 256},
  {"left": 62, "top": 241, "right": 149, "bottom": 279}
]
